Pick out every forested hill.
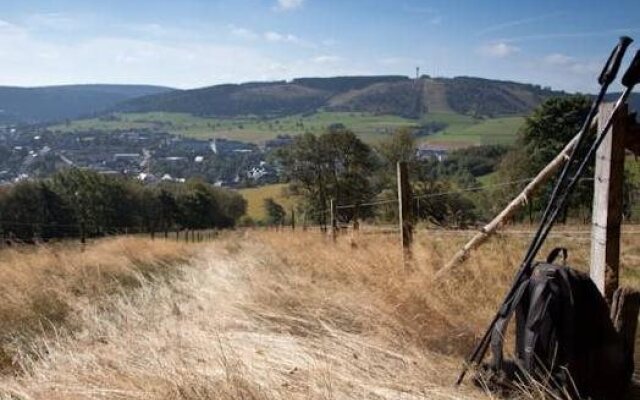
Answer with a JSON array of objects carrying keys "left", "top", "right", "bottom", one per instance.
[
  {"left": 114, "top": 76, "right": 567, "bottom": 119},
  {"left": 0, "top": 84, "right": 174, "bottom": 124}
]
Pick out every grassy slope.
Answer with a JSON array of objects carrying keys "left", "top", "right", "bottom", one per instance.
[
  {"left": 0, "top": 237, "right": 194, "bottom": 374},
  {"left": 424, "top": 115, "right": 525, "bottom": 147},
  {"left": 49, "top": 111, "right": 524, "bottom": 147},
  {"left": 3, "top": 229, "right": 640, "bottom": 398},
  {"left": 238, "top": 183, "right": 299, "bottom": 221}
]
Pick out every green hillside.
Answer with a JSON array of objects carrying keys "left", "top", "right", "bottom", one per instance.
[
  {"left": 0, "top": 84, "right": 173, "bottom": 124},
  {"left": 112, "top": 75, "right": 565, "bottom": 120},
  {"left": 426, "top": 116, "right": 525, "bottom": 147},
  {"left": 43, "top": 75, "right": 570, "bottom": 147},
  {"left": 49, "top": 110, "right": 525, "bottom": 146}
]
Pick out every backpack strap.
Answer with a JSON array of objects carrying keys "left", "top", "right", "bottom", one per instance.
[
  {"left": 546, "top": 247, "right": 568, "bottom": 265},
  {"left": 490, "top": 278, "right": 530, "bottom": 371}
]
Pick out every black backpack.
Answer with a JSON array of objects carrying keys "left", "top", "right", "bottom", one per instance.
[{"left": 482, "top": 248, "right": 633, "bottom": 399}]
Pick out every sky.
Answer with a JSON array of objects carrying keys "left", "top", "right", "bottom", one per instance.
[{"left": 0, "top": 0, "right": 639, "bottom": 92}]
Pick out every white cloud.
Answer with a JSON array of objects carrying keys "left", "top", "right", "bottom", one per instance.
[
  {"left": 229, "top": 26, "right": 313, "bottom": 47},
  {"left": 476, "top": 12, "right": 565, "bottom": 37},
  {"left": 540, "top": 53, "right": 599, "bottom": 76},
  {"left": 25, "top": 12, "right": 86, "bottom": 31},
  {"left": 477, "top": 42, "right": 520, "bottom": 58},
  {"left": 543, "top": 53, "right": 574, "bottom": 66},
  {"left": 264, "top": 31, "right": 300, "bottom": 43},
  {"left": 312, "top": 55, "right": 342, "bottom": 64},
  {"left": 276, "top": 0, "right": 304, "bottom": 11},
  {"left": 0, "top": 19, "right": 362, "bottom": 88},
  {"left": 229, "top": 25, "right": 258, "bottom": 40}
]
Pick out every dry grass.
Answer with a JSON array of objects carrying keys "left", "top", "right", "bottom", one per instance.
[
  {"left": 0, "top": 237, "right": 194, "bottom": 376},
  {"left": 0, "top": 228, "right": 638, "bottom": 399}
]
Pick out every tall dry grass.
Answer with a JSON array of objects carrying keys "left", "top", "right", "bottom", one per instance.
[
  {"left": 0, "top": 237, "right": 194, "bottom": 375},
  {"left": 0, "top": 228, "right": 637, "bottom": 399}
]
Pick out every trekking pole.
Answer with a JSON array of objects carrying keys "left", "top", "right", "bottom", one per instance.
[
  {"left": 522, "top": 48, "right": 640, "bottom": 271},
  {"left": 525, "top": 48, "right": 640, "bottom": 263},
  {"left": 519, "top": 36, "right": 633, "bottom": 269},
  {"left": 455, "top": 36, "right": 634, "bottom": 386}
]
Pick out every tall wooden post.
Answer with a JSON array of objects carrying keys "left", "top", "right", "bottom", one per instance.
[
  {"left": 330, "top": 198, "right": 337, "bottom": 241},
  {"left": 302, "top": 212, "right": 307, "bottom": 231},
  {"left": 353, "top": 204, "right": 360, "bottom": 231},
  {"left": 590, "top": 103, "right": 627, "bottom": 303},
  {"left": 80, "top": 221, "right": 86, "bottom": 245},
  {"left": 397, "top": 162, "right": 413, "bottom": 266},
  {"left": 291, "top": 208, "right": 296, "bottom": 231}
]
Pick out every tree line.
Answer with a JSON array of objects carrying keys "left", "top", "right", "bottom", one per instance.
[{"left": 0, "top": 169, "right": 246, "bottom": 241}]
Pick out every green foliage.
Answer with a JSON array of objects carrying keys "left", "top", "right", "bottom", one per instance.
[
  {"left": 0, "top": 169, "right": 246, "bottom": 241},
  {"left": 438, "top": 145, "right": 509, "bottom": 177},
  {"left": 263, "top": 198, "right": 286, "bottom": 226},
  {"left": 376, "top": 128, "right": 417, "bottom": 166},
  {"left": 275, "top": 126, "right": 376, "bottom": 225},
  {"left": 495, "top": 95, "right": 593, "bottom": 220},
  {"left": 444, "top": 77, "right": 560, "bottom": 117}
]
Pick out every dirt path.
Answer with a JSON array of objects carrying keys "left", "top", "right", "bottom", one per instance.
[{"left": 0, "top": 241, "right": 483, "bottom": 400}]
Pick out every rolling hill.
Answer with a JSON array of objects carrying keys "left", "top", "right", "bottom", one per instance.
[
  {"left": 0, "top": 84, "right": 174, "bottom": 124},
  {"left": 112, "top": 76, "right": 567, "bottom": 120},
  {"left": 17, "top": 75, "right": 640, "bottom": 148}
]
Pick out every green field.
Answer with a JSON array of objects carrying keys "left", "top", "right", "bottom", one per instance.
[
  {"left": 238, "top": 184, "right": 299, "bottom": 222},
  {"left": 424, "top": 115, "right": 525, "bottom": 147},
  {"left": 49, "top": 111, "right": 525, "bottom": 147}
]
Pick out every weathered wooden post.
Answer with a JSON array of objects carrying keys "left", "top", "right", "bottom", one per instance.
[
  {"left": 291, "top": 208, "right": 295, "bottom": 231},
  {"left": 590, "top": 103, "right": 627, "bottom": 303},
  {"left": 80, "top": 221, "right": 86, "bottom": 245},
  {"left": 353, "top": 204, "right": 360, "bottom": 232},
  {"left": 397, "top": 162, "right": 413, "bottom": 267},
  {"left": 590, "top": 103, "right": 640, "bottom": 370},
  {"left": 330, "top": 198, "right": 337, "bottom": 242}
]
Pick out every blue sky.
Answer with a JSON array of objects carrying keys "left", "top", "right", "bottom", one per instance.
[{"left": 1, "top": 0, "right": 639, "bottom": 92}]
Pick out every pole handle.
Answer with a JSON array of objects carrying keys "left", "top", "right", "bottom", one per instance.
[
  {"left": 622, "top": 49, "right": 640, "bottom": 88},
  {"left": 598, "top": 36, "right": 633, "bottom": 86}
]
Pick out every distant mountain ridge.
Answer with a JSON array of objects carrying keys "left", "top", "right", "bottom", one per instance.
[
  {"left": 113, "top": 76, "right": 568, "bottom": 119},
  {"left": 0, "top": 84, "right": 174, "bottom": 124},
  {"left": 2, "top": 78, "right": 639, "bottom": 125}
]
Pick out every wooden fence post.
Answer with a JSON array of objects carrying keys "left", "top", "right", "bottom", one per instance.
[
  {"left": 397, "top": 162, "right": 413, "bottom": 267},
  {"left": 330, "top": 198, "right": 337, "bottom": 242},
  {"left": 80, "top": 221, "right": 86, "bottom": 245},
  {"left": 610, "top": 288, "right": 640, "bottom": 362},
  {"left": 590, "top": 103, "right": 627, "bottom": 303},
  {"left": 291, "top": 208, "right": 296, "bottom": 231},
  {"left": 353, "top": 204, "right": 360, "bottom": 231}
]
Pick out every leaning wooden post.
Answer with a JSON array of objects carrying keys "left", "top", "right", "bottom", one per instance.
[
  {"left": 590, "top": 103, "right": 627, "bottom": 303},
  {"left": 436, "top": 125, "right": 589, "bottom": 278},
  {"left": 397, "top": 161, "right": 413, "bottom": 267}
]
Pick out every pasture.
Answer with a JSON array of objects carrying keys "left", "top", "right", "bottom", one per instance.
[{"left": 49, "top": 111, "right": 525, "bottom": 147}]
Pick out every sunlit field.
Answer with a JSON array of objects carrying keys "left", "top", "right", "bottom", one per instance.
[
  {"left": 48, "top": 111, "right": 523, "bottom": 146},
  {"left": 0, "top": 227, "right": 638, "bottom": 399}
]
